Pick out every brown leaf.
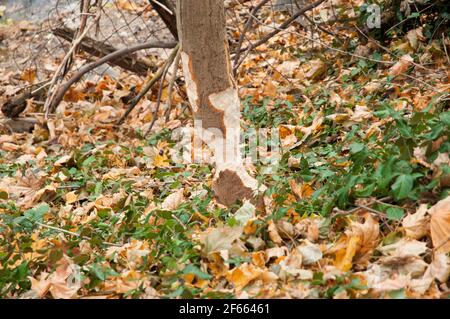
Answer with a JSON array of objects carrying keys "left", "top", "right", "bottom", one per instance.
[
  {"left": 65, "top": 191, "right": 78, "bottom": 205},
  {"left": 289, "top": 179, "right": 314, "bottom": 200},
  {"left": 347, "top": 213, "right": 380, "bottom": 266},
  {"left": 20, "top": 68, "right": 36, "bottom": 84},
  {"left": 30, "top": 258, "right": 81, "bottom": 299},
  {"left": 429, "top": 196, "right": 450, "bottom": 253},
  {"left": 226, "top": 263, "right": 263, "bottom": 290},
  {"left": 428, "top": 253, "right": 450, "bottom": 283},
  {"left": 268, "top": 220, "right": 283, "bottom": 245},
  {"left": 334, "top": 235, "right": 360, "bottom": 272},
  {"left": 263, "top": 80, "right": 277, "bottom": 97},
  {"left": 200, "top": 226, "right": 244, "bottom": 254},
  {"left": 161, "top": 189, "right": 184, "bottom": 211},
  {"left": 304, "top": 59, "right": 326, "bottom": 80},
  {"left": 402, "top": 204, "right": 430, "bottom": 240},
  {"left": 388, "top": 54, "right": 413, "bottom": 76}
]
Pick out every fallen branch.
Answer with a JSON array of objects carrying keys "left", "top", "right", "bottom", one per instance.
[
  {"left": 47, "top": 41, "right": 177, "bottom": 114},
  {"left": 146, "top": 47, "right": 180, "bottom": 135},
  {"left": 35, "top": 221, "right": 122, "bottom": 247},
  {"left": 52, "top": 26, "right": 155, "bottom": 75},
  {"left": 117, "top": 43, "right": 180, "bottom": 125},
  {"left": 1, "top": 81, "right": 50, "bottom": 118},
  {"left": 44, "top": 14, "right": 101, "bottom": 118},
  {"left": 73, "top": 0, "right": 92, "bottom": 56},
  {"left": 163, "top": 50, "right": 181, "bottom": 121}
]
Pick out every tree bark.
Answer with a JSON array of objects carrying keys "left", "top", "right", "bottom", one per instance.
[
  {"left": 149, "top": 0, "right": 178, "bottom": 40},
  {"left": 176, "top": 0, "right": 265, "bottom": 207},
  {"left": 1, "top": 81, "right": 49, "bottom": 118}
]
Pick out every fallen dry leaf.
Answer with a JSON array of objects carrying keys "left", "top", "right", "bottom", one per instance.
[
  {"left": 348, "top": 213, "right": 380, "bottom": 266},
  {"left": 30, "top": 257, "right": 81, "bottom": 299},
  {"left": 334, "top": 235, "right": 360, "bottom": 272},
  {"left": 200, "top": 226, "right": 244, "bottom": 254},
  {"left": 297, "top": 240, "right": 322, "bottom": 265},
  {"left": 429, "top": 196, "right": 450, "bottom": 253},
  {"left": 161, "top": 189, "right": 184, "bottom": 211},
  {"left": 402, "top": 204, "right": 429, "bottom": 239},
  {"left": 388, "top": 54, "right": 414, "bottom": 76},
  {"left": 268, "top": 220, "right": 283, "bottom": 245},
  {"left": 226, "top": 263, "right": 263, "bottom": 290},
  {"left": 305, "top": 59, "right": 326, "bottom": 80},
  {"left": 65, "top": 191, "right": 78, "bottom": 205}
]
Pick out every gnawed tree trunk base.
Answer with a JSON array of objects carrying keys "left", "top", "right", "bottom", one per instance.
[
  {"left": 213, "top": 167, "right": 265, "bottom": 208},
  {"left": 177, "top": 0, "right": 266, "bottom": 208}
]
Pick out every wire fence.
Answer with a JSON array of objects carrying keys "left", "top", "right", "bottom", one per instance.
[
  {"left": 1, "top": 0, "right": 173, "bottom": 86},
  {"left": 0, "top": 0, "right": 356, "bottom": 117}
]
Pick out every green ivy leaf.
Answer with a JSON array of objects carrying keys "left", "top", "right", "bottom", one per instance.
[
  {"left": 349, "top": 143, "right": 365, "bottom": 154},
  {"left": 182, "top": 264, "right": 212, "bottom": 280},
  {"left": 386, "top": 207, "right": 405, "bottom": 221},
  {"left": 391, "top": 174, "right": 414, "bottom": 200},
  {"left": 24, "top": 204, "right": 50, "bottom": 222}
]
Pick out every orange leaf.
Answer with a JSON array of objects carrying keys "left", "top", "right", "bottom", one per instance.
[
  {"left": 21, "top": 68, "right": 36, "bottom": 84},
  {"left": 263, "top": 81, "right": 277, "bottom": 97},
  {"left": 334, "top": 235, "right": 360, "bottom": 272},
  {"left": 430, "top": 196, "right": 450, "bottom": 254}
]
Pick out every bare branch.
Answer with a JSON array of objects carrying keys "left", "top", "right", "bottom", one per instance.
[
  {"left": 48, "top": 41, "right": 177, "bottom": 114},
  {"left": 234, "top": 0, "right": 327, "bottom": 72},
  {"left": 117, "top": 43, "right": 180, "bottom": 125}
]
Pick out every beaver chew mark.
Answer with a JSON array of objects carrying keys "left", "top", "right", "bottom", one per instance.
[
  {"left": 197, "top": 99, "right": 226, "bottom": 136},
  {"left": 212, "top": 169, "right": 255, "bottom": 206}
]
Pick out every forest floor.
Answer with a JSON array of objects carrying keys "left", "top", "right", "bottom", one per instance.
[{"left": 0, "top": 0, "right": 449, "bottom": 299}]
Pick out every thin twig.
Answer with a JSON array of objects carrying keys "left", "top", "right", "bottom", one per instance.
[
  {"left": 117, "top": 43, "right": 180, "bottom": 125},
  {"left": 331, "top": 197, "right": 391, "bottom": 217},
  {"left": 48, "top": 41, "right": 177, "bottom": 113},
  {"left": 235, "top": 0, "right": 326, "bottom": 71},
  {"left": 442, "top": 32, "right": 450, "bottom": 65},
  {"left": 233, "top": 0, "right": 271, "bottom": 76},
  {"left": 152, "top": 0, "right": 174, "bottom": 15},
  {"left": 355, "top": 25, "right": 441, "bottom": 74},
  {"left": 300, "top": 12, "right": 342, "bottom": 41},
  {"left": 170, "top": 213, "right": 187, "bottom": 230},
  {"left": 145, "top": 52, "right": 173, "bottom": 136},
  {"left": 384, "top": 2, "right": 437, "bottom": 34},
  {"left": 74, "top": 0, "right": 91, "bottom": 56},
  {"left": 164, "top": 48, "right": 181, "bottom": 121},
  {"left": 44, "top": 14, "right": 101, "bottom": 118},
  {"left": 261, "top": 24, "right": 443, "bottom": 93},
  {"left": 34, "top": 221, "right": 122, "bottom": 247}
]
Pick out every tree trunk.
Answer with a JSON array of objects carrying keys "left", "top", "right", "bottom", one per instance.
[
  {"left": 176, "top": 0, "right": 265, "bottom": 207},
  {"left": 149, "top": 0, "right": 178, "bottom": 40}
]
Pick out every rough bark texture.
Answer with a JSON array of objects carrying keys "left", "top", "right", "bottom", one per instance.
[
  {"left": 149, "top": 0, "right": 178, "bottom": 40},
  {"left": 176, "top": 0, "right": 264, "bottom": 207},
  {"left": 1, "top": 81, "right": 49, "bottom": 118}
]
